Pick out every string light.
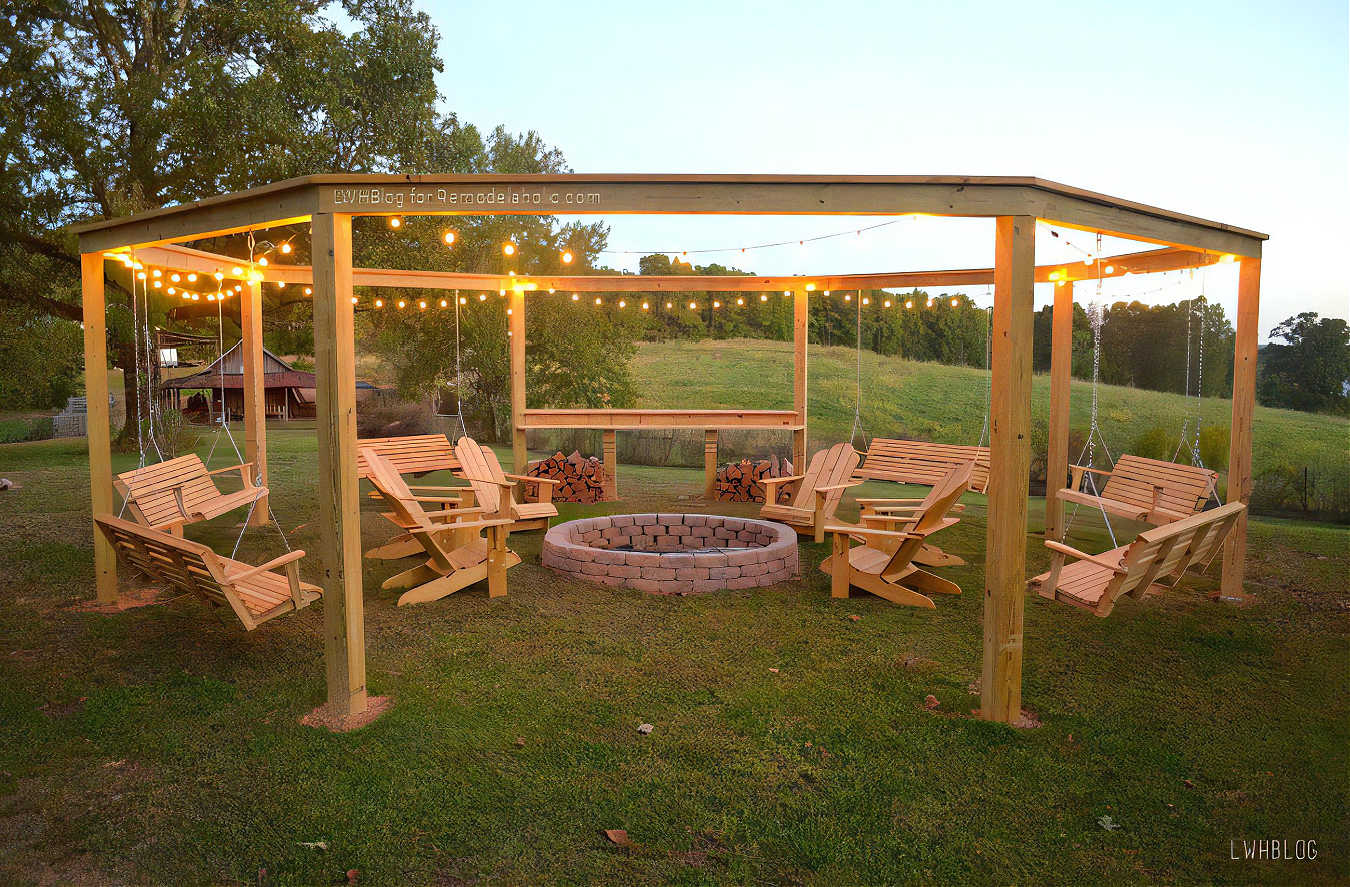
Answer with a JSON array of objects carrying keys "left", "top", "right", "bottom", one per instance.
[
  {"left": 231, "top": 266, "right": 242, "bottom": 276},
  {"left": 375, "top": 299, "right": 384, "bottom": 308},
  {"left": 905, "top": 299, "right": 914, "bottom": 309},
  {"left": 951, "top": 297, "right": 960, "bottom": 307},
  {"left": 598, "top": 216, "right": 907, "bottom": 257},
  {"left": 480, "top": 293, "right": 488, "bottom": 301},
  {"left": 862, "top": 297, "right": 870, "bottom": 305},
  {"left": 459, "top": 296, "right": 467, "bottom": 305},
  {"left": 443, "top": 231, "right": 456, "bottom": 246},
  {"left": 844, "top": 293, "right": 852, "bottom": 302},
  {"left": 170, "top": 273, "right": 181, "bottom": 283},
  {"left": 689, "top": 301, "right": 698, "bottom": 310},
  {"left": 571, "top": 293, "right": 580, "bottom": 301},
  {"left": 502, "top": 242, "right": 516, "bottom": 256},
  {"left": 618, "top": 300, "right": 626, "bottom": 308},
  {"left": 760, "top": 294, "right": 768, "bottom": 302},
  {"left": 214, "top": 271, "right": 225, "bottom": 282},
  {"left": 280, "top": 242, "right": 292, "bottom": 254},
  {"left": 257, "top": 257, "right": 268, "bottom": 267},
  {"left": 642, "top": 302, "right": 650, "bottom": 310},
  {"left": 805, "top": 283, "right": 815, "bottom": 292},
  {"left": 713, "top": 300, "right": 721, "bottom": 309},
  {"left": 419, "top": 300, "right": 427, "bottom": 310},
  {"left": 594, "top": 297, "right": 602, "bottom": 305},
  {"left": 1104, "top": 265, "right": 1115, "bottom": 274},
  {"left": 167, "top": 287, "right": 176, "bottom": 295},
  {"left": 884, "top": 299, "right": 892, "bottom": 308},
  {"left": 397, "top": 300, "right": 406, "bottom": 309},
  {"left": 152, "top": 269, "right": 161, "bottom": 278},
  {"left": 136, "top": 271, "right": 146, "bottom": 280},
  {"left": 303, "top": 286, "right": 312, "bottom": 295},
  {"left": 561, "top": 251, "right": 574, "bottom": 265},
  {"left": 187, "top": 273, "right": 197, "bottom": 283},
  {"left": 439, "top": 298, "right": 448, "bottom": 308},
  {"left": 389, "top": 217, "right": 402, "bottom": 229},
  {"left": 665, "top": 302, "right": 673, "bottom": 309},
  {"left": 824, "top": 290, "right": 831, "bottom": 297}
]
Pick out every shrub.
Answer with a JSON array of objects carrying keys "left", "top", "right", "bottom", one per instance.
[
  {"left": 357, "top": 400, "right": 433, "bottom": 439},
  {"left": 1198, "top": 425, "right": 1230, "bottom": 470},
  {"left": 0, "top": 416, "right": 54, "bottom": 444},
  {"left": 1131, "top": 425, "right": 1176, "bottom": 462}
]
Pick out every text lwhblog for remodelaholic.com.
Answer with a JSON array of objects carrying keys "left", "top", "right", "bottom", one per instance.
[{"left": 331, "top": 187, "right": 602, "bottom": 211}]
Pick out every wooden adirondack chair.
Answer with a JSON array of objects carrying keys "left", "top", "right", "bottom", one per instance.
[
  {"left": 817, "top": 467, "right": 970, "bottom": 609},
  {"left": 115, "top": 454, "right": 266, "bottom": 535},
  {"left": 1029, "top": 501, "right": 1245, "bottom": 617},
  {"left": 94, "top": 513, "right": 319, "bottom": 630},
  {"left": 362, "top": 447, "right": 520, "bottom": 606},
  {"left": 1058, "top": 453, "right": 1218, "bottom": 530},
  {"left": 760, "top": 442, "right": 862, "bottom": 543},
  {"left": 452, "top": 436, "right": 559, "bottom": 533},
  {"left": 854, "top": 462, "right": 973, "bottom": 567}
]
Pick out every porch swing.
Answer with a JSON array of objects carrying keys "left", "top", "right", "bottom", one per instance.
[
  {"left": 101, "top": 246, "right": 318, "bottom": 630},
  {"left": 1055, "top": 246, "right": 1220, "bottom": 548},
  {"left": 853, "top": 287, "right": 993, "bottom": 495}
]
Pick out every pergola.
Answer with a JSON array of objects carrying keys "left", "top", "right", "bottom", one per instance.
[{"left": 72, "top": 174, "right": 1267, "bottom": 725}]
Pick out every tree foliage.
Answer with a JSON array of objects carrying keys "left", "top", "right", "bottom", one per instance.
[{"left": 1258, "top": 313, "right": 1350, "bottom": 415}]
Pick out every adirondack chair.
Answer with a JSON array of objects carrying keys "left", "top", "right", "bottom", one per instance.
[
  {"left": 854, "top": 462, "right": 974, "bottom": 567},
  {"left": 854, "top": 437, "right": 991, "bottom": 494},
  {"left": 1029, "top": 501, "right": 1246, "bottom": 617},
  {"left": 1057, "top": 453, "right": 1218, "bottom": 530},
  {"left": 94, "top": 513, "right": 319, "bottom": 630},
  {"left": 817, "top": 466, "right": 970, "bottom": 609},
  {"left": 362, "top": 447, "right": 519, "bottom": 606},
  {"left": 115, "top": 454, "right": 266, "bottom": 535},
  {"left": 357, "top": 434, "right": 474, "bottom": 560},
  {"left": 453, "top": 436, "right": 559, "bottom": 533},
  {"left": 759, "top": 442, "right": 862, "bottom": 543}
]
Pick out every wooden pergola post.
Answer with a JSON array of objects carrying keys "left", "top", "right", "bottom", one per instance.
[
  {"left": 1221, "top": 257, "right": 1262, "bottom": 599},
  {"left": 510, "top": 287, "right": 526, "bottom": 474},
  {"left": 982, "top": 215, "right": 1035, "bottom": 724},
  {"left": 241, "top": 279, "right": 269, "bottom": 524},
  {"left": 312, "top": 212, "right": 367, "bottom": 717},
  {"left": 1044, "top": 280, "right": 1074, "bottom": 540},
  {"left": 793, "top": 287, "right": 809, "bottom": 469},
  {"left": 82, "top": 252, "right": 117, "bottom": 604}
]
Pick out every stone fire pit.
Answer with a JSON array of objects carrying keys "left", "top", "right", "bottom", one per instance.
[{"left": 541, "top": 514, "right": 799, "bottom": 595}]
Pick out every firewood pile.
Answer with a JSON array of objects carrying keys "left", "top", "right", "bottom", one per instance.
[
  {"left": 715, "top": 454, "right": 795, "bottom": 503},
  {"left": 526, "top": 451, "right": 609, "bottom": 503}
]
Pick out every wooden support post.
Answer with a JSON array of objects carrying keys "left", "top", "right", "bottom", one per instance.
[
  {"left": 602, "top": 429, "right": 618, "bottom": 500},
  {"left": 703, "top": 429, "right": 718, "bottom": 499},
  {"left": 312, "top": 212, "right": 367, "bottom": 718},
  {"left": 830, "top": 533, "right": 849, "bottom": 598},
  {"left": 240, "top": 279, "right": 269, "bottom": 525},
  {"left": 82, "top": 253, "right": 117, "bottom": 604},
  {"left": 1044, "top": 280, "right": 1074, "bottom": 540},
  {"left": 1221, "top": 257, "right": 1261, "bottom": 600},
  {"left": 509, "top": 287, "right": 526, "bottom": 474},
  {"left": 793, "top": 287, "right": 809, "bottom": 470},
  {"left": 982, "top": 215, "right": 1035, "bottom": 725}
]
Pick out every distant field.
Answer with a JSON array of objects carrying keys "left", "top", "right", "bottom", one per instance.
[{"left": 630, "top": 338, "right": 1347, "bottom": 496}]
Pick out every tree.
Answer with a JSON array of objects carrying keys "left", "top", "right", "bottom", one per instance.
[
  {"left": 1, "top": 0, "right": 484, "bottom": 437},
  {"left": 1258, "top": 313, "right": 1350, "bottom": 414}
]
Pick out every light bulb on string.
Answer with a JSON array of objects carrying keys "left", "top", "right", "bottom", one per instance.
[
  {"left": 351, "top": 296, "right": 358, "bottom": 305},
  {"left": 735, "top": 297, "right": 744, "bottom": 306},
  {"left": 258, "top": 257, "right": 268, "bottom": 267},
  {"left": 187, "top": 273, "right": 197, "bottom": 282},
  {"left": 502, "top": 242, "right": 516, "bottom": 257},
  {"left": 419, "top": 300, "right": 427, "bottom": 310},
  {"left": 665, "top": 302, "right": 673, "bottom": 309},
  {"left": 231, "top": 266, "right": 242, "bottom": 276},
  {"left": 642, "top": 302, "right": 650, "bottom": 310},
  {"left": 214, "top": 271, "right": 225, "bottom": 282},
  {"left": 862, "top": 297, "right": 870, "bottom": 305},
  {"left": 152, "top": 269, "right": 161, "bottom": 278},
  {"left": 397, "top": 300, "right": 406, "bottom": 309},
  {"left": 571, "top": 293, "right": 579, "bottom": 301},
  {"left": 712, "top": 300, "right": 721, "bottom": 309},
  {"left": 884, "top": 299, "right": 892, "bottom": 308},
  {"left": 304, "top": 286, "right": 312, "bottom": 295},
  {"left": 443, "top": 231, "right": 456, "bottom": 246},
  {"left": 759, "top": 294, "right": 767, "bottom": 302},
  {"left": 375, "top": 299, "right": 384, "bottom": 308},
  {"left": 561, "top": 251, "right": 574, "bottom": 265},
  {"left": 170, "top": 273, "right": 180, "bottom": 283},
  {"left": 439, "top": 299, "right": 448, "bottom": 308},
  {"left": 594, "top": 297, "right": 602, "bottom": 306},
  {"left": 459, "top": 296, "right": 467, "bottom": 305},
  {"left": 480, "top": 293, "right": 488, "bottom": 301},
  {"left": 689, "top": 301, "right": 698, "bottom": 310},
  {"left": 905, "top": 299, "right": 914, "bottom": 309},
  {"left": 618, "top": 300, "right": 626, "bottom": 308},
  {"left": 280, "top": 242, "right": 292, "bottom": 254},
  {"left": 389, "top": 217, "right": 402, "bottom": 229}
]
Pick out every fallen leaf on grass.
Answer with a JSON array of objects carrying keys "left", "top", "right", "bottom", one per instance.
[
  {"left": 514, "top": 737, "right": 526, "bottom": 747},
  {"left": 768, "top": 667, "right": 779, "bottom": 674},
  {"left": 604, "top": 829, "right": 633, "bottom": 847},
  {"left": 346, "top": 869, "right": 359, "bottom": 884},
  {"left": 923, "top": 695, "right": 940, "bottom": 710},
  {"left": 297, "top": 841, "right": 328, "bottom": 851},
  {"left": 637, "top": 723, "right": 653, "bottom": 735},
  {"left": 1098, "top": 815, "right": 1120, "bottom": 831},
  {"left": 847, "top": 614, "right": 861, "bottom": 622}
]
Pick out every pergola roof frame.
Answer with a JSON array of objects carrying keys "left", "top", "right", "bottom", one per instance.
[{"left": 74, "top": 174, "right": 1265, "bottom": 729}]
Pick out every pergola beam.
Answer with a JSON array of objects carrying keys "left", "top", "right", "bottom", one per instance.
[{"left": 133, "top": 243, "right": 1223, "bottom": 294}]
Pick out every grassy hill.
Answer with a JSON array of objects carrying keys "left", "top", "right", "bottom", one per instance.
[{"left": 629, "top": 338, "right": 1347, "bottom": 515}]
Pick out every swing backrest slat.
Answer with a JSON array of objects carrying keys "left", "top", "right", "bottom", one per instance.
[
  {"left": 1100, "top": 454, "right": 1217, "bottom": 519},
  {"left": 355, "top": 434, "right": 460, "bottom": 479},
  {"left": 115, "top": 454, "right": 224, "bottom": 529},
  {"left": 855, "top": 438, "right": 990, "bottom": 493}
]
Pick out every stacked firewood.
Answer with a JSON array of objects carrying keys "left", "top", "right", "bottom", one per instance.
[
  {"left": 526, "top": 451, "right": 608, "bottom": 503},
  {"left": 715, "top": 454, "right": 795, "bottom": 503}
]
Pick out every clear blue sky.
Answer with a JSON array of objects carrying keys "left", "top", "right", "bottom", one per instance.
[{"left": 414, "top": 0, "right": 1347, "bottom": 334}]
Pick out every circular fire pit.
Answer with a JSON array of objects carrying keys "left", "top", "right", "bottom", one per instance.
[{"left": 541, "top": 514, "right": 800, "bottom": 595}]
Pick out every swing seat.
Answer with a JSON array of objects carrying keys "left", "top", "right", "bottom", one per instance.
[
  {"left": 1059, "top": 454, "right": 1218, "bottom": 528},
  {"left": 759, "top": 442, "right": 862, "bottom": 543},
  {"left": 115, "top": 454, "right": 266, "bottom": 534},
  {"left": 1030, "top": 502, "right": 1245, "bottom": 616},
  {"left": 94, "top": 513, "right": 320, "bottom": 630}
]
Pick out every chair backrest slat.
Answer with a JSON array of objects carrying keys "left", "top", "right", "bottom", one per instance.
[
  {"left": 360, "top": 448, "right": 455, "bottom": 570},
  {"left": 453, "top": 437, "right": 513, "bottom": 519},
  {"left": 1103, "top": 501, "right": 1246, "bottom": 607},
  {"left": 790, "top": 443, "right": 860, "bottom": 515},
  {"left": 880, "top": 463, "right": 972, "bottom": 577},
  {"left": 94, "top": 513, "right": 248, "bottom": 621}
]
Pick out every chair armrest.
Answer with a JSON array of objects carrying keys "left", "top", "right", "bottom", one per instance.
[
  {"left": 815, "top": 481, "right": 863, "bottom": 493},
  {"left": 857, "top": 497, "right": 926, "bottom": 505},
  {"left": 763, "top": 474, "right": 806, "bottom": 487},
  {"left": 424, "top": 506, "right": 486, "bottom": 520},
  {"left": 824, "top": 524, "right": 921, "bottom": 541},
  {"left": 419, "top": 518, "right": 513, "bottom": 533},
  {"left": 460, "top": 475, "right": 515, "bottom": 488},
  {"left": 506, "top": 473, "right": 559, "bottom": 486},
  {"left": 1044, "top": 540, "right": 1125, "bottom": 572},
  {"left": 224, "top": 549, "right": 306, "bottom": 585}
]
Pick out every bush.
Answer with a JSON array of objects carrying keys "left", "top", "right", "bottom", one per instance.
[
  {"left": 1131, "top": 425, "right": 1176, "bottom": 462},
  {"left": 0, "top": 416, "right": 54, "bottom": 444},
  {"left": 357, "top": 400, "right": 433, "bottom": 439},
  {"left": 1198, "top": 425, "right": 1229, "bottom": 470}
]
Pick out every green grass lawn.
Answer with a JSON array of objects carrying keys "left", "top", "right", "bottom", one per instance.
[
  {"left": 632, "top": 338, "right": 1347, "bottom": 485},
  {"left": 0, "top": 430, "right": 1346, "bottom": 885}
]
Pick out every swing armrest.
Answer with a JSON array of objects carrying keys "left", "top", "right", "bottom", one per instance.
[
  {"left": 206, "top": 463, "right": 254, "bottom": 485},
  {"left": 1057, "top": 488, "right": 1150, "bottom": 522},
  {"left": 1044, "top": 541, "right": 1126, "bottom": 573},
  {"left": 224, "top": 549, "right": 307, "bottom": 585},
  {"left": 1068, "top": 463, "right": 1111, "bottom": 488}
]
